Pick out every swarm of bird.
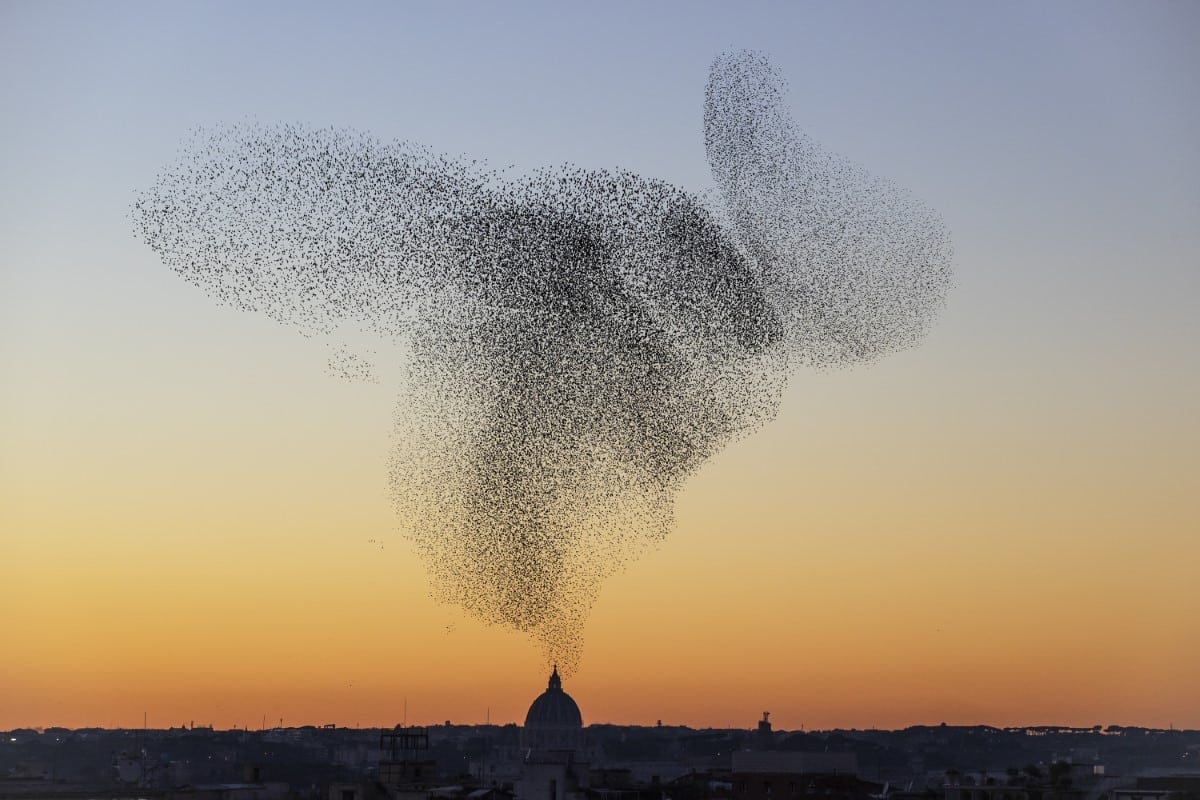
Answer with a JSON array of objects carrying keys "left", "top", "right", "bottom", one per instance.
[{"left": 133, "top": 52, "right": 952, "bottom": 671}]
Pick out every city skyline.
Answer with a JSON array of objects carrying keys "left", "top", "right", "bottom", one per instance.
[{"left": 2, "top": 1, "right": 1197, "bottom": 731}]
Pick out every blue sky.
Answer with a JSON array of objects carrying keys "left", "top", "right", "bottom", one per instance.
[{"left": 4, "top": 1, "right": 1197, "bottom": 357}]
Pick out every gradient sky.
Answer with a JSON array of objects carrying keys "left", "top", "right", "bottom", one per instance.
[{"left": 2, "top": 1, "right": 1198, "bottom": 732}]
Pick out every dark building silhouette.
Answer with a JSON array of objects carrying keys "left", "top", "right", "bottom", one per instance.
[
  {"left": 517, "top": 667, "right": 589, "bottom": 800},
  {"left": 522, "top": 667, "right": 584, "bottom": 756}
]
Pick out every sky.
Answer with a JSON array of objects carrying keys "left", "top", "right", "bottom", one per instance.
[{"left": 1, "top": 0, "right": 1198, "bottom": 732}]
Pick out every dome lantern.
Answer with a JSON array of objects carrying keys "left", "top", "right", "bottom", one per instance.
[{"left": 522, "top": 666, "right": 583, "bottom": 753}]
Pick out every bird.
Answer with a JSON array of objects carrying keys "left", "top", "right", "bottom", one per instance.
[{"left": 132, "top": 50, "right": 951, "bottom": 672}]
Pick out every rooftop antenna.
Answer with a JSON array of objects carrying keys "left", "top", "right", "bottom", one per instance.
[{"left": 139, "top": 711, "right": 147, "bottom": 789}]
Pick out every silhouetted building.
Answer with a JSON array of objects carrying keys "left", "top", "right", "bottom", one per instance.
[
  {"left": 378, "top": 725, "right": 436, "bottom": 791},
  {"left": 517, "top": 667, "right": 589, "bottom": 800},
  {"left": 522, "top": 666, "right": 584, "bottom": 755},
  {"left": 731, "top": 749, "right": 864, "bottom": 800}
]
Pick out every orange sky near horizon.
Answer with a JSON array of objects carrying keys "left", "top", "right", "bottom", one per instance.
[{"left": 3, "top": 303, "right": 1196, "bottom": 731}]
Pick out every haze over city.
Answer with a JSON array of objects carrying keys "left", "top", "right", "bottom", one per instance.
[{"left": 2, "top": 0, "right": 1197, "bottom": 734}]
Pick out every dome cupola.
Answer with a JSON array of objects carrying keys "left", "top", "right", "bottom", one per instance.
[{"left": 522, "top": 666, "right": 583, "bottom": 753}]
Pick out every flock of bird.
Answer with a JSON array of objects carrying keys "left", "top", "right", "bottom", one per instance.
[{"left": 133, "top": 51, "right": 952, "bottom": 671}]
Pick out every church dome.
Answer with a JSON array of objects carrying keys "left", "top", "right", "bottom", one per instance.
[
  {"left": 522, "top": 666, "right": 583, "bottom": 754},
  {"left": 524, "top": 666, "right": 582, "bottom": 729}
]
